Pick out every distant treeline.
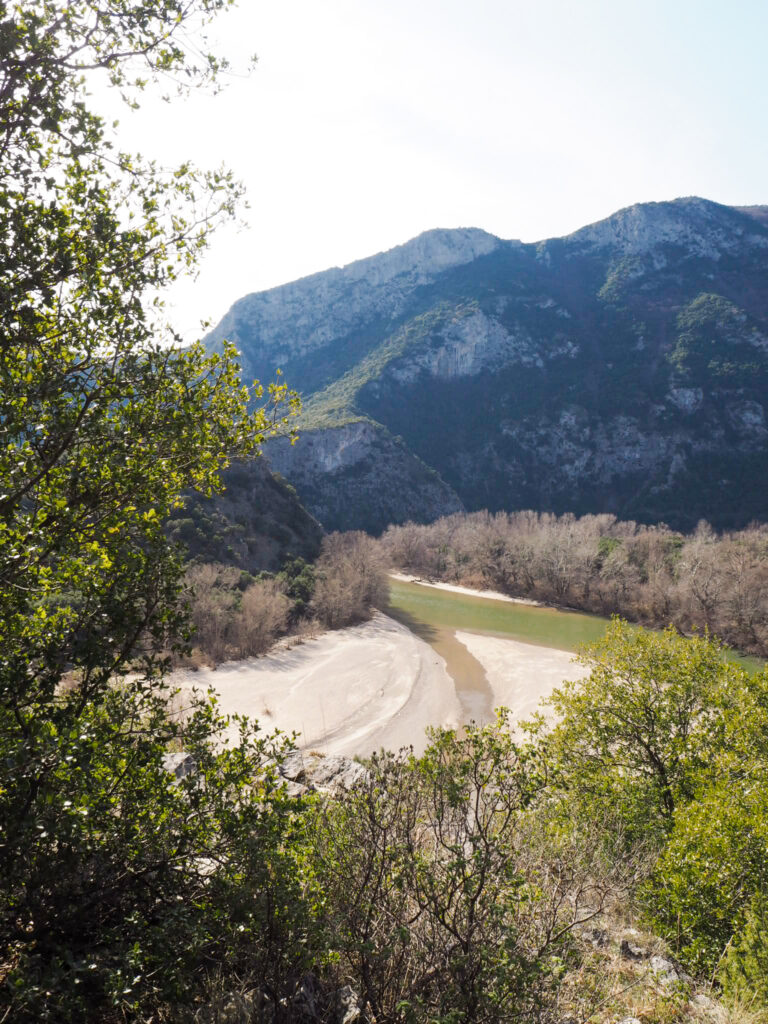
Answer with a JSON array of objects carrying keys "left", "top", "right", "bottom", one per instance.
[{"left": 379, "top": 511, "right": 768, "bottom": 657}]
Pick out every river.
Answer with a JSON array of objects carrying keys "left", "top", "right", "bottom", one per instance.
[{"left": 385, "top": 576, "right": 762, "bottom": 725}]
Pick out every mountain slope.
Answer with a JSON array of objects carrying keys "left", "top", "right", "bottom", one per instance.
[
  {"left": 206, "top": 198, "right": 768, "bottom": 532},
  {"left": 166, "top": 458, "right": 323, "bottom": 572}
]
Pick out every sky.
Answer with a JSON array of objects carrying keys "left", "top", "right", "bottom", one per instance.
[{"left": 96, "top": 0, "right": 768, "bottom": 340}]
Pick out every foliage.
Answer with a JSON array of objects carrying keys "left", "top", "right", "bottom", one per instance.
[
  {"left": 0, "top": 2, "right": 302, "bottom": 1019},
  {"left": 668, "top": 293, "right": 768, "bottom": 386},
  {"left": 542, "top": 620, "right": 733, "bottom": 824},
  {"left": 311, "top": 716, "right": 626, "bottom": 1024},
  {"left": 278, "top": 556, "right": 317, "bottom": 616},
  {"left": 643, "top": 779, "right": 768, "bottom": 975},
  {"left": 2, "top": 693, "right": 315, "bottom": 1022},
  {"left": 166, "top": 460, "right": 323, "bottom": 575},
  {"left": 526, "top": 619, "right": 768, "bottom": 980},
  {"left": 720, "top": 890, "right": 768, "bottom": 1011}
]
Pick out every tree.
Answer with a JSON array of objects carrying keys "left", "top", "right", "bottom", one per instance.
[
  {"left": 0, "top": 3, "right": 304, "bottom": 1019},
  {"left": 311, "top": 716, "right": 624, "bottom": 1024},
  {"left": 535, "top": 620, "right": 740, "bottom": 841}
]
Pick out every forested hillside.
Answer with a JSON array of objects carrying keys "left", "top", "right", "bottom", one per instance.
[
  {"left": 167, "top": 458, "right": 323, "bottom": 574},
  {"left": 208, "top": 199, "right": 768, "bottom": 532}
]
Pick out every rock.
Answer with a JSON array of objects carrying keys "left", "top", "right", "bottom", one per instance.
[
  {"left": 291, "top": 973, "right": 323, "bottom": 1020},
  {"left": 620, "top": 939, "right": 646, "bottom": 961},
  {"left": 282, "top": 780, "right": 309, "bottom": 799},
  {"left": 590, "top": 927, "right": 609, "bottom": 947},
  {"left": 614, "top": 1017, "right": 642, "bottom": 1024},
  {"left": 162, "top": 751, "right": 196, "bottom": 781},
  {"left": 692, "top": 992, "right": 716, "bottom": 1009},
  {"left": 334, "top": 984, "right": 367, "bottom": 1024},
  {"left": 279, "top": 750, "right": 309, "bottom": 782},
  {"left": 650, "top": 955, "right": 693, "bottom": 987},
  {"left": 306, "top": 755, "right": 368, "bottom": 792},
  {"left": 277, "top": 751, "right": 369, "bottom": 795},
  {"left": 194, "top": 989, "right": 271, "bottom": 1024}
]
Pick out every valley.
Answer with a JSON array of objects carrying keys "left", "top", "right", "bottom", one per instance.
[
  {"left": 10, "top": 0, "right": 768, "bottom": 1017},
  {"left": 176, "top": 571, "right": 763, "bottom": 758}
]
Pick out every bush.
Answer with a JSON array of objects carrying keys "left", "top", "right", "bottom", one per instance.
[
  {"left": 644, "top": 780, "right": 768, "bottom": 976},
  {"left": 720, "top": 890, "right": 768, "bottom": 1011},
  {"left": 310, "top": 716, "right": 627, "bottom": 1023}
]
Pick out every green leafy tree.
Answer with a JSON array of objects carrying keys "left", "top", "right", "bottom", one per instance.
[
  {"left": 642, "top": 667, "right": 768, "bottom": 975},
  {"left": 535, "top": 620, "right": 738, "bottom": 844},
  {"left": 643, "top": 778, "right": 768, "bottom": 975},
  {"left": 0, "top": 3, "right": 306, "bottom": 1020}
]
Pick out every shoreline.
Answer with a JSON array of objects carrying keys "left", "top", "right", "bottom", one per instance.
[{"left": 388, "top": 572, "right": 543, "bottom": 606}]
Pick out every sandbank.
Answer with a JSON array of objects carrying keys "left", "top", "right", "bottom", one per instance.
[
  {"left": 454, "top": 632, "right": 587, "bottom": 729},
  {"left": 389, "top": 572, "right": 542, "bottom": 606},
  {"left": 173, "top": 612, "right": 461, "bottom": 757}
]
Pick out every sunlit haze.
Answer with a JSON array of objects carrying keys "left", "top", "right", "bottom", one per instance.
[{"left": 95, "top": 0, "right": 768, "bottom": 340}]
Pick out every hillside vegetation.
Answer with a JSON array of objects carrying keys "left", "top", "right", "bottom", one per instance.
[{"left": 167, "top": 458, "right": 323, "bottom": 575}]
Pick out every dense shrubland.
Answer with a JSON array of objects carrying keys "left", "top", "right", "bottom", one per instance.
[
  {"left": 182, "top": 531, "right": 386, "bottom": 665},
  {"left": 380, "top": 511, "right": 768, "bottom": 656}
]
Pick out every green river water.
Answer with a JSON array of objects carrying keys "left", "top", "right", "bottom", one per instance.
[{"left": 385, "top": 577, "right": 763, "bottom": 677}]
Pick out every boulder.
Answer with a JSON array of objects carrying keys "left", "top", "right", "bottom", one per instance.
[
  {"left": 649, "top": 955, "right": 693, "bottom": 987},
  {"left": 619, "top": 939, "right": 646, "bottom": 961},
  {"left": 277, "top": 751, "right": 369, "bottom": 794},
  {"left": 162, "top": 751, "right": 196, "bottom": 782}
]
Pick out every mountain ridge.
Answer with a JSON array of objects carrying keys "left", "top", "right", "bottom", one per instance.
[{"left": 206, "top": 197, "right": 768, "bottom": 532}]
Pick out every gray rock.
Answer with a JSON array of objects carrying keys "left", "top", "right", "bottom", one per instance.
[
  {"left": 650, "top": 955, "right": 693, "bottom": 987},
  {"left": 162, "top": 751, "right": 196, "bottom": 781},
  {"left": 620, "top": 938, "right": 646, "bottom": 961},
  {"left": 334, "top": 984, "right": 367, "bottom": 1024},
  {"left": 614, "top": 1017, "right": 642, "bottom": 1024},
  {"left": 692, "top": 993, "right": 716, "bottom": 1009},
  {"left": 590, "top": 927, "right": 609, "bottom": 947},
  {"left": 277, "top": 751, "right": 369, "bottom": 796},
  {"left": 306, "top": 755, "right": 368, "bottom": 791},
  {"left": 279, "top": 750, "right": 309, "bottom": 782}
]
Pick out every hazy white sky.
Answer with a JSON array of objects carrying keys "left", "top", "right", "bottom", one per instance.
[{"left": 101, "top": 0, "right": 768, "bottom": 339}]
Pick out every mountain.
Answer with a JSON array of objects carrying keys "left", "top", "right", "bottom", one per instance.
[
  {"left": 206, "top": 198, "right": 768, "bottom": 532},
  {"left": 166, "top": 458, "right": 323, "bottom": 572}
]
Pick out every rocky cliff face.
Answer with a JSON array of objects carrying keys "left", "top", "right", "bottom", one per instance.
[
  {"left": 206, "top": 198, "right": 768, "bottom": 532},
  {"left": 267, "top": 421, "right": 463, "bottom": 535}
]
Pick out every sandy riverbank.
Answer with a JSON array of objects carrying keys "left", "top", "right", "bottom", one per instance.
[
  {"left": 455, "top": 632, "right": 587, "bottom": 729},
  {"left": 389, "top": 572, "right": 542, "bottom": 606},
  {"left": 172, "top": 612, "right": 461, "bottom": 757}
]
